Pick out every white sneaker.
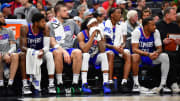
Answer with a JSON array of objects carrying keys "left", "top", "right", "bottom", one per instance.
[
  {"left": 152, "top": 85, "right": 171, "bottom": 94},
  {"left": 132, "top": 84, "right": 140, "bottom": 92},
  {"left": 171, "top": 83, "right": 180, "bottom": 94},
  {"left": 22, "top": 86, "right": 32, "bottom": 95},
  {"left": 140, "top": 86, "right": 150, "bottom": 94},
  {"left": 48, "top": 85, "right": 56, "bottom": 94},
  {"left": 151, "top": 87, "right": 162, "bottom": 94}
]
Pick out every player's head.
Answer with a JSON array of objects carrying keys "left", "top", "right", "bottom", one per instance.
[
  {"left": 81, "top": 17, "right": 98, "bottom": 31},
  {"left": 142, "top": 17, "right": 156, "bottom": 33},
  {"left": 54, "top": 4, "right": 69, "bottom": 19},
  {"left": 0, "top": 12, "right": 6, "bottom": 26},
  {"left": 32, "top": 13, "right": 46, "bottom": 30},
  {"left": 108, "top": 8, "right": 121, "bottom": 22}
]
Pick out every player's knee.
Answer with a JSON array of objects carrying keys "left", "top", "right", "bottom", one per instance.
[
  {"left": 159, "top": 53, "right": 169, "bottom": 63},
  {"left": 53, "top": 49, "right": 63, "bottom": 57},
  {"left": 107, "top": 51, "right": 114, "bottom": 58},
  {"left": 11, "top": 53, "right": 19, "bottom": 60},
  {"left": 132, "top": 54, "right": 140, "bottom": 63},
  {"left": 72, "top": 49, "right": 82, "bottom": 57}
]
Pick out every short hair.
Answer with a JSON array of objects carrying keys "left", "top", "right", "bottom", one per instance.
[
  {"left": 32, "top": 13, "right": 45, "bottom": 23},
  {"left": 142, "top": 9, "right": 151, "bottom": 17},
  {"left": 81, "top": 17, "right": 93, "bottom": 31},
  {"left": 137, "top": 0, "right": 143, "bottom": 3},
  {"left": 77, "top": 5, "right": 86, "bottom": 12},
  {"left": 142, "top": 17, "right": 153, "bottom": 27},
  {"left": 108, "top": 8, "right": 120, "bottom": 18},
  {"left": 54, "top": 4, "right": 66, "bottom": 16},
  {"left": 164, "top": 7, "right": 175, "bottom": 17},
  {"left": 93, "top": 7, "right": 105, "bottom": 18},
  {"left": 127, "top": 10, "right": 137, "bottom": 20}
]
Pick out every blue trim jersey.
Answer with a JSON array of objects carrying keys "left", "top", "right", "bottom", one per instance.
[
  {"left": 27, "top": 24, "right": 44, "bottom": 50},
  {"left": 139, "top": 27, "right": 156, "bottom": 53}
]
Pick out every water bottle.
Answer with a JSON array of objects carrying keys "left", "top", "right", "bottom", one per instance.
[
  {"left": 113, "top": 76, "right": 118, "bottom": 92},
  {"left": 95, "top": 76, "right": 99, "bottom": 87}
]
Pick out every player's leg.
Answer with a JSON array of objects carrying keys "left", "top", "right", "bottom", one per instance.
[
  {"left": 70, "top": 49, "right": 82, "bottom": 94},
  {"left": 107, "top": 51, "right": 114, "bottom": 84},
  {"left": 44, "top": 51, "right": 56, "bottom": 94},
  {"left": 52, "top": 48, "right": 65, "bottom": 94},
  {"left": 0, "top": 54, "right": 4, "bottom": 87},
  {"left": 131, "top": 53, "right": 141, "bottom": 92},
  {"left": 81, "top": 53, "right": 91, "bottom": 93}
]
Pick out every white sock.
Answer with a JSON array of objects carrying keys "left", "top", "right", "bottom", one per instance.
[
  {"left": 133, "top": 76, "right": 139, "bottom": 85},
  {"left": 121, "top": 79, "right": 127, "bottom": 85},
  {"left": 49, "top": 79, "right": 54, "bottom": 86},
  {"left": 160, "top": 79, "right": 166, "bottom": 86},
  {"left": 81, "top": 72, "right": 87, "bottom": 84},
  {"left": 56, "top": 74, "right": 63, "bottom": 84},
  {"left": 0, "top": 80, "right": 4, "bottom": 86},
  {"left": 73, "top": 74, "right": 80, "bottom": 84},
  {"left": 103, "top": 73, "right": 109, "bottom": 83},
  {"left": 8, "top": 79, "right": 14, "bottom": 86},
  {"left": 22, "top": 79, "right": 28, "bottom": 87},
  {"left": 109, "top": 80, "right": 113, "bottom": 84}
]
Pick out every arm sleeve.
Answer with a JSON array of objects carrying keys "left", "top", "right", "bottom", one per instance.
[
  {"left": 73, "top": 21, "right": 80, "bottom": 35},
  {"left": 131, "top": 29, "right": 141, "bottom": 44},
  {"left": 154, "top": 29, "right": 162, "bottom": 47},
  {"left": 48, "top": 23, "right": 55, "bottom": 37}
]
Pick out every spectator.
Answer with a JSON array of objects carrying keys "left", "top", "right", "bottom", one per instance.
[
  {"left": 156, "top": 7, "right": 180, "bottom": 93},
  {"left": 46, "top": 7, "right": 54, "bottom": 21},
  {"left": 135, "top": 0, "right": 146, "bottom": 20},
  {"left": 116, "top": 0, "right": 128, "bottom": 21},
  {"left": 158, "top": 1, "right": 170, "bottom": 19},
  {"left": 176, "top": 13, "right": 180, "bottom": 27},
  {"left": 9, "top": 0, "right": 22, "bottom": 15},
  {"left": 152, "top": 14, "right": 160, "bottom": 23},
  {"left": 77, "top": 5, "right": 86, "bottom": 19},
  {"left": 102, "top": 0, "right": 117, "bottom": 12},
  {"left": 40, "top": 9, "right": 47, "bottom": 21},
  {"left": 125, "top": 10, "right": 140, "bottom": 50},
  {"left": 1, "top": 3, "right": 17, "bottom": 19},
  {"left": 89, "top": 0, "right": 101, "bottom": 13},
  {"left": 139, "top": 9, "right": 151, "bottom": 24},
  {"left": 36, "top": 1, "right": 44, "bottom": 11},
  {"left": 14, "top": 0, "right": 39, "bottom": 23},
  {"left": 64, "top": 0, "right": 78, "bottom": 18},
  {"left": 127, "top": 0, "right": 134, "bottom": 10},
  {"left": 83, "top": 9, "right": 93, "bottom": 20}
]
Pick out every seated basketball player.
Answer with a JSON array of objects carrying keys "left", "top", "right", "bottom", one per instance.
[
  {"left": 0, "top": 12, "right": 19, "bottom": 96},
  {"left": 20, "top": 13, "right": 56, "bottom": 94},
  {"left": 78, "top": 17, "right": 111, "bottom": 94},
  {"left": 131, "top": 17, "right": 170, "bottom": 93},
  {"left": 48, "top": 4, "right": 82, "bottom": 94}
]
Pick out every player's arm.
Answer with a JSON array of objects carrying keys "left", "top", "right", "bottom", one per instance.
[
  {"left": 8, "top": 29, "right": 17, "bottom": 54},
  {"left": 77, "top": 31, "right": 96, "bottom": 53},
  {"left": 20, "top": 25, "right": 28, "bottom": 52},
  {"left": 42, "top": 25, "right": 51, "bottom": 53}
]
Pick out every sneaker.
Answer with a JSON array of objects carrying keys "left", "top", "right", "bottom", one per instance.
[
  {"left": 152, "top": 85, "right": 171, "bottom": 94},
  {"left": 7, "top": 85, "right": 15, "bottom": 96},
  {"left": 57, "top": 84, "right": 66, "bottom": 94},
  {"left": 48, "top": 85, "right": 56, "bottom": 94},
  {"left": 22, "top": 85, "right": 32, "bottom": 95},
  {"left": 140, "top": 86, "right": 150, "bottom": 94},
  {"left": 132, "top": 84, "right": 140, "bottom": 92},
  {"left": 71, "top": 83, "right": 81, "bottom": 94},
  {"left": 171, "top": 83, "right": 180, "bottom": 94},
  {"left": 103, "top": 83, "right": 111, "bottom": 94},
  {"left": 82, "top": 83, "right": 92, "bottom": 94},
  {"left": 121, "top": 82, "right": 130, "bottom": 93}
]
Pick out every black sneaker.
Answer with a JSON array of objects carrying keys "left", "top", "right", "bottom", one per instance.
[
  {"left": 22, "top": 85, "right": 32, "bottom": 95},
  {"left": 121, "top": 82, "right": 130, "bottom": 93},
  {"left": 71, "top": 83, "right": 81, "bottom": 94},
  {"left": 7, "top": 85, "right": 16, "bottom": 96},
  {"left": 57, "top": 84, "right": 66, "bottom": 94}
]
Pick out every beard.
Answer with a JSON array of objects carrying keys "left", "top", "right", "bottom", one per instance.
[{"left": 0, "top": 22, "right": 6, "bottom": 26}]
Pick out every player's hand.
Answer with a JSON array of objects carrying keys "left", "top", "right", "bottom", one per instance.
[
  {"left": 114, "top": 46, "right": 123, "bottom": 53},
  {"left": 63, "top": 50, "right": 71, "bottom": 64},
  {"left": 4, "top": 53, "right": 11, "bottom": 63},
  {"left": 38, "top": 50, "right": 44, "bottom": 59},
  {"left": 175, "top": 38, "right": 180, "bottom": 45},
  {"left": 149, "top": 52, "right": 158, "bottom": 60},
  {"left": 163, "top": 38, "right": 173, "bottom": 45}
]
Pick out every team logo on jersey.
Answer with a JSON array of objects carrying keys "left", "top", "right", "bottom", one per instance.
[
  {"left": 104, "top": 27, "right": 111, "bottom": 34},
  {"left": 55, "top": 36, "right": 62, "bottom": 41},
  {"left": 64, "top": 26, "right": 71, "bottom": 32},
  {"left": 0, "top": 34, "right": 9, "bottom": 40}
]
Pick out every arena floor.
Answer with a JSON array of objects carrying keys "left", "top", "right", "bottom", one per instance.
[{"left": 1, "top": 94, "right": 180, "bottom": 101}]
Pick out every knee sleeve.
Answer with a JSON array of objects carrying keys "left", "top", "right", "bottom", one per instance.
[
  {"left": 99, "top": 53, "right": 109, "bottom": 71},
  {"left": 81, "top": 53, "right": 90, "bottom": 71},
  {"left": 44, "top": 52, "right": 55, "bottom": 75}
]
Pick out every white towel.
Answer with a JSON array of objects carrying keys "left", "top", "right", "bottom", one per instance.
[
  {"left": 89, "top": 26, "right": 104, "bottom": 41},
  {"left": 26, "top": 48, "right": 43, "bottom": 75}
]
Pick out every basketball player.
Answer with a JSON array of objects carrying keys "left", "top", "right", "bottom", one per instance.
[
  {"left": 78, "top": 17, "right": 111, "bottom": 94},
  {"left": 48, "top": 4, "right": 82, "bottom": 94},
  {"left": 0, "top": 12, "right": 19, "bottom": 95},
  {"left": 20, "top": 13, "right": 56, "bottom": 94},
  {"left": 131, "top": 17, "right": 170, "bottom": 93},
  {"left": 103, "top": 8, "right": 131, "bottom": 92}
]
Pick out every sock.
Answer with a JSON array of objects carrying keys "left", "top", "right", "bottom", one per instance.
[
  {"left": 121, "top": 79, "right": 127, "bottom": 85},
  {"left": 133, "top": 76, "right": 139, "bottom": 85},
  {"left": 8, "top": 79, "right": 14, "bottom": 86},
  {"left": 56, "top": 74, "right": 63, "bottom": 84},
  {"left": 109, "top": 80, "right": 113, "bottom": 84},
  {"left": 81, "top": 72, "right": 87, "bottom": 85},
  {"left": 160, "top": 79, "right": 166, "bottom": 86},
  {"left": 22, "top": 79, "right": 28, "bottom": 87},
  {"left": 49, "top": 79, "right": 54, "bottom": 86},
  {"left": 0, "top": 80, "right": 4, "bottom": 86},
  {"left": 103, "top": 73, "right": 109, "bottom": 84},
  {"left": 72, "top": 74, "right": 80, "bottom": 84}
]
